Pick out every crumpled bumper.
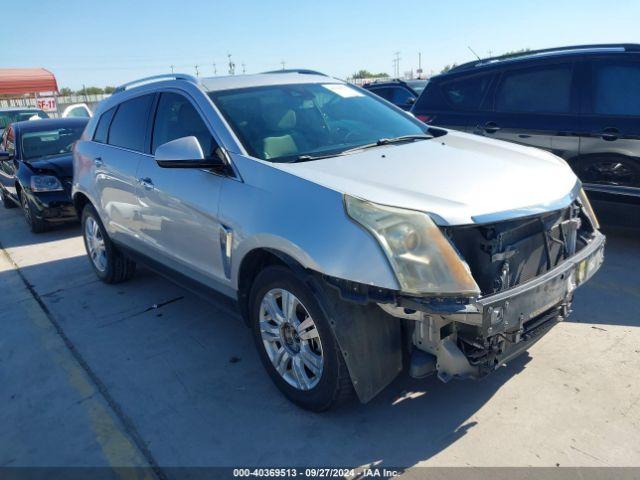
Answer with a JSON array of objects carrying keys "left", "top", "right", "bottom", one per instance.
[{"left": 398, "top": 231, "right": 606, "bottom": 381}]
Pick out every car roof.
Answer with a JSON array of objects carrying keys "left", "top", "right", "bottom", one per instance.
[
  {"left": 438, "top": 43, "right": 640, "bottom": 78},
  {"left": 12, "top": 117, "right": 88, "bottom": 133},
  {"left": 200, "top": 72, "right": 340, "bottom": 92},
  {"left": 0, "top": 107, "right": 44, "bottom": 112},
  {"left": 363, "top": 80, "right": 407, "bottom": 87}
]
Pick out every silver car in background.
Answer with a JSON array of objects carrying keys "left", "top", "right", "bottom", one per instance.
[{"left": 72, "top": 71, "right": 605, "bottom": 411}]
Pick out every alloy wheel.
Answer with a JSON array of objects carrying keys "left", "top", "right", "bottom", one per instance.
[
  {"left": 21, "top": 194, "right": 32, "bottom": 225},
  {"left": 85, "top": 216, "right": 107, "bottom": 272},
  {"left": 259, "top": 288, "right": 324, "bottom": 391}
]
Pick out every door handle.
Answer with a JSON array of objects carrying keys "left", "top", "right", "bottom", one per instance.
[
  {"left": 479, "top": 122, "right": 500, "bottom": 134},
  {"left": 93, "top": 156, "right": 103, "bottom": 167},
  {"left": 600, "top": 127, "right": 619, "bottom": 142},
  {"left": 138, "top": 177, "right": 154, "bottom": 190}
]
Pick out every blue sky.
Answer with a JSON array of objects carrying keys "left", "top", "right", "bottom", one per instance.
[{"left": 5, "top": 0, "right": 640, "bottom": 89}]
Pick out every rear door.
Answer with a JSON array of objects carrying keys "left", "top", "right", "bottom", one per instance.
[
  {"left": 476, "top": 62, "right": 581, "bottom": 161},
  {"left": 576, "top": 55, "right": 640, "bottom": 199},
  {"left": 413, "top": 71, "right": 494, "bottom": 132},
  {"left": 135, "top": 90, "right": 228, "bottom": 286},
  {"left": 92, "top": 94, "right": 155, "bottom": 245}
]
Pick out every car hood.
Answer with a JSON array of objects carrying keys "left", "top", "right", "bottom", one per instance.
[
  {"left": 272, "top": 130, "right": 580, "bottom": 226},
  {"left": 26, "top": 153, "right": 73, "bottom": 177}
]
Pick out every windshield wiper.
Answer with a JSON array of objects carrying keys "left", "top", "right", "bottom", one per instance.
[
  {"left": 340, "top": 134, "right": 432, "bottom": 155},
  {"left": 296, "top": 153, "right": 341, "bottom": 162},
  {"left": 295, "top": 134, "right": 433, "bottom": 162}
]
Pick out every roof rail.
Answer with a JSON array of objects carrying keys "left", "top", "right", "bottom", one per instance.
[
  {"left": 449, "top": 43, "right": 640, "bottom": 73},
  {"left": 262, "top": 69, "right": 328, "bottom": 76},
  {"left": 113, "top": 73, "right": 199, "bottom": 93}
]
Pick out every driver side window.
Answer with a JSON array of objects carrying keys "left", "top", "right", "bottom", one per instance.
[{"left": 152, "top": 92, "right": 217, "bottom": 158}]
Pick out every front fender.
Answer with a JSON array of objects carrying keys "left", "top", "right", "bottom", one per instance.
[{"left": 223, "top": 155, "right": 399, "bottom": 291}]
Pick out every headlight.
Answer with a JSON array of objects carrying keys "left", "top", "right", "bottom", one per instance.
[
  {"left": 30, "top": 175, "right": 64, "bottom": 192},
  {"left": 344, "top": 195, "right": 480, "bottom": 296},
  {"left": 578, "top": 188, "right": 600, "bottom": 230}
]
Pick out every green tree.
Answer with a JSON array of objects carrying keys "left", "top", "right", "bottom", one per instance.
[
  {"left": 104, "top": 86, "right": 116, "bottom": 94},
  {"left": 440, "top": 64, "right": 458, "bottom": 74},
  {"left": 77, "top": 86, "right": 104, "bottom": 96},
  {"left": 352, "top": 69, "right": 390, "bottom": 79},
  {"left": 58, "top": 87, "right": 73, "bottom": 96},
  {"left": 497, "top": 48, "right": 531, "bottom": 58}
]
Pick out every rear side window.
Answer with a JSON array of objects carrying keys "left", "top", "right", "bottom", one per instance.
[
  {"left": 440, "top": 74, "right": 492, "bottom": 110},
  {"left": 592, "top": 62, "right": 640, "bottom": 116},
  {"left": 496, "top": 65, "right": 573, "bottom": 113},
  {"left": 369, "top": 87, "right": 393, "bottom": 101},
  {"left": 93, "top": 107, "right": 116, "bottom": 143},
  {"left": 390, "top": 87, "right": 414, "bottom": 104},
  {"left": 107, "top": 94, "right": 154, "bottom": 152}
]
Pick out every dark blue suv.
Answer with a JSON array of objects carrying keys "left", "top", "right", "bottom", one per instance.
[
  {"left": 412, "top": 44, "right": 640, "bottom": 225},
  {"left": 363, "top": 79, "right": 428, "bottom": 110}
]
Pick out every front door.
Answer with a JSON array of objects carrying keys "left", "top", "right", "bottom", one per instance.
[
  {"left": 0, "top": 127, "right": 18, "bottom": 200},
  {"left": 135, "top": 91, "right": 227, "bottom": 286}
]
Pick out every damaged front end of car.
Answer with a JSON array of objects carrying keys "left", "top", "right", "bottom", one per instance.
[{"left": 332, "top": 188, "right": 605, "bottom": 396}]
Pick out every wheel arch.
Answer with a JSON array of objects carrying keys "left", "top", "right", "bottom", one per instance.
[
  {"left": 236, "top": 247, "right": 308, "bottom": 325},
  {"left": 72, "top": 191, "right": 93, "bottom": 217}
]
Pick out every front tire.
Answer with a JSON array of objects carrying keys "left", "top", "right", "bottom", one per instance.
[
  {"left": 249, "top": 266, "right": 354, "bottom": 411},
  {"left": 20, "top": 192, "right": 47, "bottom": 233},
  {"left": 81, "top": 204, "right": 136, "bottom": 283}
]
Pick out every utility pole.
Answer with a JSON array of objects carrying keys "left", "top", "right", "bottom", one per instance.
[
  {"left": 417, "top": 52, "right": 423, "bottom": 78},
  {"left": 393, "top": 51, "right": 401, "bottom": 78},
  {"left": 281, "top": 60, "right": 286, "bottom": 70},
  {"left": 241, "top": 62, "right": 246, "bottom": 74},
  {"left": 228, "top": 54, "right": 235, "bottom": 75},
  {"left": 212, "top": 61, "right": 217, "bottom": 75},
  {"left": 194, "top": 65, "right": 200, "bottom": 77},
  {"left": 170, "top": 64, "right": 175, "bottom": 74}
]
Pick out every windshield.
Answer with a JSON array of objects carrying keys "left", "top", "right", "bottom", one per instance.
[
  {"left": 406, "top": 80, "right": 428, "bottom": 94},
  {"left": 0, "top": 110, "right": 49, "bottom": 130},
  {"left": 209, "top": 83, "right": 428, "bottom": 162},
  {"left": 21, "top": 126, "right": 84, "bottom": 160}
]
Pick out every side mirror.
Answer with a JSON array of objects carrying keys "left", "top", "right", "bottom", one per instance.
[
  {"left": 0, "top": 150, "right": 11, "bottom": 161},
  {"left": 406, "top": 97, "right": 416, "bottom": 105},
  {"left": 154, "top": 136, "right": 225, "bottom": 169}
]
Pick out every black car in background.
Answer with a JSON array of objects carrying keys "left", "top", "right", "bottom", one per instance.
[
  {"left": 412, "top": 44, "right": 640, "bottom": 225},
  {"left": 363, "top": 79, "right": 428, "bottom": 110},
  {"left": 0, "top": 107, "right": 49, "bottom": 136},
  {"left": 0, "top": 117, "right": 88, "bottom": 232}
]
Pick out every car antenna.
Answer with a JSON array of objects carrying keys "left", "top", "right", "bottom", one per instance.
[{"left": 467, "top": 46, "right": 481, "bottom": 60}]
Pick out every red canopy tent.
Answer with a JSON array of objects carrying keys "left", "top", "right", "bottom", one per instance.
[{"left": 0, "top": 68, "right": 58, "bottom": 95}]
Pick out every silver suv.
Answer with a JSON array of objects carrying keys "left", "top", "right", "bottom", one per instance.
[{"left": 73, "top": 72, "right": 605, "bottom": 411}]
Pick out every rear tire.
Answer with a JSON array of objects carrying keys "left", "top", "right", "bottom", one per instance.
[
  {"left": 1, "top": 189, "right": 17, "bottom": 209},
  {"left": 81, "top": 204, "right": 136, "bottom": 283},
  {"left": 20, "top": 192, "right": 48, "bottom": 233},
  {"left": 249, "top": 265, "right": 354, "bottom": 411}
]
